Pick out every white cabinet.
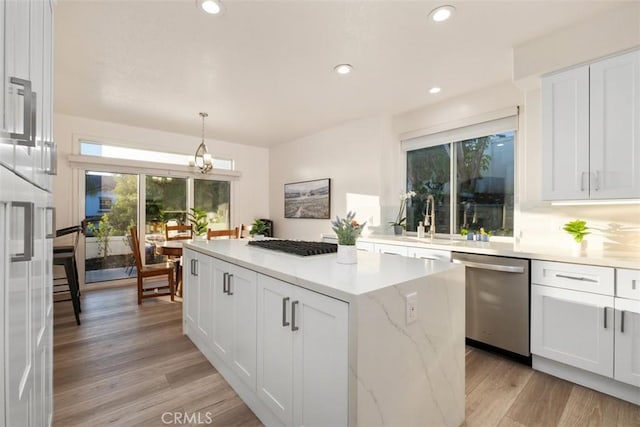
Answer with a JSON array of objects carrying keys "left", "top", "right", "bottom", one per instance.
[
  {"left": 355, "top": 240, "right": 374, "bottom": 252},
  {"left": 183, "top": 249, "right": 213, "bottom": 342},
  {"left": 531, "top": 284, "right": 614, "bottom": 377},
  {"left": 614, "top": 297, "right": 640, "bottom": 387},
  {"left": 257, "top": 274, "right": 348, "bottom": 427},
  {"left": 374, "top": 242, "right": 408, "bottom": 256},
  {"left": 542, "top": 49, "right": 640, "bottom": 200},
  {"left": 1, "top": 0, "right": 56, "bottom": 189},
  {"left": 1, "top": 165, "right": 54, "bottom": 427},
  {"left": 407, "top": 246, "right": 451, "bottom": 262},
  {"left": 211, "top": 259, "right": 257, "bottom": 390}
]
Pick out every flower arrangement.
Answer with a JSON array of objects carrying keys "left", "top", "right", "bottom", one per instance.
[
  {"left": 563, "top": 219, "right": 590, "bottom": 243},
  {"left": 389, "top": 191, "right": 416, "bottom": 228},
  {"left": 331, "top": 211, "right": 367, "bottom": 245}
]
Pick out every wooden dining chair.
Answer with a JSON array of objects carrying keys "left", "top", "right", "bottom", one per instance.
[
  {"left": 165, "top": 223, "right": 193, "bottom": 241},
  {"left": 239, "top": 224, "right": 252, "bottom": 239},
  {"left": 130, "top": 226, "right": 175, "bottom": 304},
  {"left": 207, "top": 227, "right": 239, "bottom": 240}
]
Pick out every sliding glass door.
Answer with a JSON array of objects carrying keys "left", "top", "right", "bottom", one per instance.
[
  {"left": 84, "top": 171, "right": 138, "bottom": 283},
  {"left": 144, "top": 175, "right": 187, "bottom": 262}
]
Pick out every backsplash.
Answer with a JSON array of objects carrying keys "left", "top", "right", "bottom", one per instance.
[{"left": 517, "top": 203, "right": 640, "bottom": 255}]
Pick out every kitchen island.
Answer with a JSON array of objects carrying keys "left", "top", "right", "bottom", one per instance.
[{"left": 182, "top": 239, "right": 465, "bottom": 427}]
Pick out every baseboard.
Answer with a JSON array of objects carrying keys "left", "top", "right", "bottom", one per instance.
[{"left": 533, "top": 355, "right": 640, "bottom": 405}]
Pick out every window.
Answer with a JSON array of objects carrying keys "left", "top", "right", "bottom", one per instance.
[
  {"left": 194, "top": 179, "right": 231, "bottom": 230},
  {"left": 80, "top": 141, "right": 233, "bottom": 170},
  {"left": 404, "top": 119, "right": 516, "bottom": 237}
]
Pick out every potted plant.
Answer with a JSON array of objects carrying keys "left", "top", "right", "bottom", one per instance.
[
  {"left": 250, "top": 219, "right": 269, "bottom": 240},
  {"left": 187, "top": 208, "right": 208, "bottom": 237},
  {"left": 331, "top": 211, "right": 367, "bottom": 264},
  {"left": 563, "top": 219, "right": 590, "bottom": 254},
  {"left": 388, "top": 191, "right": 416, "bottom": 235}
]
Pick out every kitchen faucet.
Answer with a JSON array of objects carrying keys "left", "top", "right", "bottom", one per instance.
[{"left": 424, "top": 195, "right": 436, "bottom": 239}]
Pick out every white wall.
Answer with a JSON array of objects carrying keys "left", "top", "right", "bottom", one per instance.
[
  {"left": 269, "top": 116, "right": 394, "bottom": 240},
  {"left": 53, "top": 113, "right": 270, "bottom": 230}
]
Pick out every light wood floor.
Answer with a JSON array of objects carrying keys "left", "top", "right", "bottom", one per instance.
[{"left": 54, "top": 286, "right": 640, "bottom": 427}]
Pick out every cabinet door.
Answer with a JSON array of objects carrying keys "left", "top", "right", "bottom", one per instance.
[
  {"left": 542, "top": 66, "right": 590, "bottom": 200},
  {"left": 292, "top": 287, "right": 348, "bottom": 427},
  {"left": 257, "top": 275, "right": 294, "bottom": 427},
  {"left": 195, "top": 254, "right": 213, "bottom": 340},
  {"left": 614, "top": 297, "right": 640, "bottom": 387},
  {"left": 532, "top": 284, "right": 614, "bottom": 377},
  {"left": 590, "top": 50, "right": 640, "bottom": 199},
  {"left": 212, "top": 259, "right": 233, "bottom": 360},
  {"left": 183, "top": 250, "right": 198, "bottom": 328},
  {"left": 0, "top": 201, "right": 5, "bottom": 425},
  {"left": 228, "top": 263, "right": 257, "bottom": 390}
]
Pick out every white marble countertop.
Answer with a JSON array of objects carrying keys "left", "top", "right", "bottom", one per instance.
[
  {"left": 183, "top": 239, "right": 461, "bottom": 303},
  {"left": 322, "top": 233, "right": 640, "bottom": 270}
]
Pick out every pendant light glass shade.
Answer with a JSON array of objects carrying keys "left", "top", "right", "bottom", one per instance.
[{"left": 194, "top": 112, "right": 212, "bottom": 174}]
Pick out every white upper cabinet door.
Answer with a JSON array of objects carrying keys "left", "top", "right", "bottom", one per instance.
[
  {"left": 614, "top": 297, "right": 640, "bottom": 387},
  {"left": 590, "top": 50, "right": 640, "bottom": 199},
  {"left": 542, "top": 65, "right": 590, "bottom": 200}
]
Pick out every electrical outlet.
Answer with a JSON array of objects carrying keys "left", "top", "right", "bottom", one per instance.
[{"left": 405, "top": 292, "right": 418, "bottom": 324}]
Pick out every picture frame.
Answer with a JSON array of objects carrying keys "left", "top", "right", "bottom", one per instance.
[{"left": 284, "top": 178, "right": 331, "bottom": 219}]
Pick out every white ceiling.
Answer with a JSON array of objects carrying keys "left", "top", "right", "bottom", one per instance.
[{"left": 55, "top": 0, "right": 623, "bottom": 147}]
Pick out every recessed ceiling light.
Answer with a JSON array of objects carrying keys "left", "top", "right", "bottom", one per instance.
[
  {"left": 429, "top": 5, "right": 455, "bottom": 22},
  {"left": 429, "top": 87, "right": 441, "bottom": 94},
  {"left": 334, "top": 64, "right": 353, "bottom": 75},
  {"left": 199, "top": 0, "right": 223, "bottom": 15}
]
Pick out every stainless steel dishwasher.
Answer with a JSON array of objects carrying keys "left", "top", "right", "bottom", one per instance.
[{"left": 452, "top": 252, "right": 530, "bottom": 360}]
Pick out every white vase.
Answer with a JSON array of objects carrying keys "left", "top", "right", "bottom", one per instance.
[
  {"left": 336, "top": 244, "right": 357, "bottom": 264},
  {"left": 253, "top": 234, "right": 265, "bottom": 240},
  {"left": 572, "top": 239, "right": 588, "bottom": 256}
]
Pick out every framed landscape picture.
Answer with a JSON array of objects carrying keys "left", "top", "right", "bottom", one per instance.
[{"left": 284, "top": 178, "right": 331, "bottom": 219}]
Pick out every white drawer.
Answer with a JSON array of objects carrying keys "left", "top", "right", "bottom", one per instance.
[
  {"left": 407, "top": 247, "right": 451, "bottom": 262},
  {"left": 356, "top": 241, "right": 374, "bottom": 252},
  {"left": 374, "top": 243, "right": 408, "bottom": 256},
  {"left": 531, "top": 260, "right": 614, "bottom": 296},
  {"left": 616, "top": 269, "right": 640, "bottom": 300}
]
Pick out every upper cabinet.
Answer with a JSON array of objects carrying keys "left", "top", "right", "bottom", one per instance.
[
  {"left": 1, "top": 0, "right": 56, "bottom": 192},
  {"left": 542, "top": 49, "right": 640, "bottom": 200}
]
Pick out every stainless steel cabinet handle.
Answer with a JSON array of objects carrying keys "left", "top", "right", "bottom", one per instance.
[
  {"left": 282, "top": 297, "right": 290, "bottom": 327},
  {"left": 227, "top": 274, "right": 234, "bottom": 295},
  {"left": 555, "top": 273, "right": 597, "bottom": 283},
  {"left": 620, "top": 310, "right": 625, "bottom": 333},
  {"left": 603, "top": 306, "right": 608, "bottom": 329},
  {"left": 632, "top": 279, "right": 637, "bottom": 290},
  {"left": 383, "top": 252, "right": 399, "bottom": 255},
  {"left": 45, "top": 141, "right": 57, "bottom": 175},
  {"left": 594, "top": 171, "right": 600, "bottom": 191},
  {"left": 193, "top": 259, "right": 198, "bottom": 276},
  {"left": 9, "top": 77, "right": 33, "bottom": 145},
  {"left": 45, "top": 207, "right": 55, "bottom": 239},
  {"left": 291, "top": 300, "right": 299, "bottom": 331},
  {"left": 222, "top": 272, "right": 229, "bottom": 294},
  {"left": 451, "top": 259, "right": 525, "bottom": 273},
  {"left": 11, "top": 201, "right": 34, "bottom": 262},
  {"left": 580, "top": 171, "right": 587, "bottom": 192},
  {"left": 419, "top": 256, "right": 439, "bottom": 260}
]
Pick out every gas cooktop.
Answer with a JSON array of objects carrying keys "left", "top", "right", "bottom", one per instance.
[{"left": 247, "top": 240, "right": 337, "bottom": 256}]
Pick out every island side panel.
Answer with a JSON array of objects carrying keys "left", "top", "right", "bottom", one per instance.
[{"left": 352, "top": 266, "right": 465, "bottom": 427}]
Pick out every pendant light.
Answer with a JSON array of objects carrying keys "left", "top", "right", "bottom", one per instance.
[{"left": 194, "top": 112, "right": 212, "bottom": 174}]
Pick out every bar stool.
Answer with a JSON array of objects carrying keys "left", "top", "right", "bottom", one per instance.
[{"left": 54, "top": 225, "right": 83, "bottom": 325}]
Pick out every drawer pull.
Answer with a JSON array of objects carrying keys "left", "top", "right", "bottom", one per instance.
[
  {"left": 632, "top": 279, "right": 637, "bottom": 290},
  {"left": 603, "top": 306, "right": 608, "bottom": 329},
  {"left": 555, "top": 273, "right": 597, "bottom": 283},
  {"left": 621, "top": 310, "right": 625, "bottom": 333}
]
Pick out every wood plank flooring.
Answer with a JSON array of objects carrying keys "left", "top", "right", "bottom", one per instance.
[{"left": 54, "top": 286, "right": 640, "bottom": 427}]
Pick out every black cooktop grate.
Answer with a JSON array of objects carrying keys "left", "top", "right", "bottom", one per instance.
[{"left": 247, "top": 240, "right": 337, "bottom": 256}]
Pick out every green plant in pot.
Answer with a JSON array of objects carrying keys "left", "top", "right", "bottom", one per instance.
[
  {"left": 563, "top": 219, "right": 590, "bottom": 243},
  {"left": 250, "top": 219, "right": 269, "bottom": 239},
  {"left": 187, "top": 208, "right": 208, "bottom": 237}
]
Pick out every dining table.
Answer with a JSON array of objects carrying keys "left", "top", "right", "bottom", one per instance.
[{"left": 155, "top": 240, "right": 188, "bottom": 297}]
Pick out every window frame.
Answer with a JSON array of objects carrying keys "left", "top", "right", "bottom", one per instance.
[{"left": 402, "top": 117, "right": 518, "bottom": 240}]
